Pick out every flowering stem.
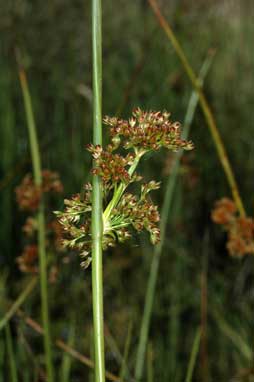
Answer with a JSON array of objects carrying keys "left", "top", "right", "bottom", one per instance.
[
  {"left": 91, "top": 0, "right": 105, "bottom": 381},
  {"left": 18, "top": 68, "right": 54, "bottom": 382}
]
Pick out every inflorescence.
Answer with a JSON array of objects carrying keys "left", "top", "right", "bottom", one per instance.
[
  {"left": 16, "top": 170, "right": 65, "bottom": 279},
  {"left": 212, "top": 197, "right": 254, "bottom": 257},
  {"left": 56, "top": 108, "right": 194, "bottom": 268}
]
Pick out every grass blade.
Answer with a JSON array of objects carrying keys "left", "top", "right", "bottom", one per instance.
[
  {"left": 211, "top": 308, "right": 252, "bottom": 361},
  {"left": 60, "top": 320, "right": 76, "bottom": 382},
  {"left": 185, "top": 328, "right": 201, "bottom": 382},
  {"left": 0, "top": 276, "right": 37, "bottom": 331},
  {"left": 134, "top": 53, "right": 213, "bottom": 381},
  {"left": 5, "top": 324, "right": 18, "bottom": 382},
  {"left": 119, "top": 320, "right": 133, "bottom": 382},
  {"left": 18, "top": 67, "right": 54, "bottom": 382},
  {"left": 148, "top": 0, "right": 246, "bottom": 218}
]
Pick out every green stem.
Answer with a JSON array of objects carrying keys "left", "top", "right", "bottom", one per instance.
[
  {"left": 5, "top": 324, "right": 18, "bottom": 382},
  {"left": 91, "top": 0, "right": 105, "bottom": 381},
  {"left": 103, "top": 152, "right": 143, "bottom": 224},
  {"left": 134, "top": 54, "right": 213, "bottom": 381},
  {"left": 0, "top": 276, "right": 38, "bottom": 331},
  {"left": 185, "top": 328, "right": 201, "bottom": 382},
  {"left": 18, "top": 69, "right": 54, "bottom": 382}
]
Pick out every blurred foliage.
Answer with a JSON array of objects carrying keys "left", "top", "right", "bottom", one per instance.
[{"left": 1, "top": 0, "right": 254, "bottom": 381}]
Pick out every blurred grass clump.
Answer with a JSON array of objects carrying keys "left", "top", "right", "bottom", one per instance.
[{"left": 1, "top": 0, "right": 254, "bottom": 381}]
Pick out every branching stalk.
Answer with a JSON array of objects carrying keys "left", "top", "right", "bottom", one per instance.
[{"left": 103, "top": 151, "right": 144, "bottom": 224}]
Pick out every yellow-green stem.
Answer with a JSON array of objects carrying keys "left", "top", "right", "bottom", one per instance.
[
  {"left": 148, "top": 0, "right": 246, "bottom": 218},
  {"left": 91, "top": 0, "right": 105, "bottom": 381},
  {"left": 0, "top": 276, "right": 38, "bottom": 331},
  {"left": 5, "top": 324, "right": 18, "bottom": 382},
  {"left": 19, "top": 69, "right": 54, "bottom": 382},
  {"left": 185, "top": 328, "right": 201, "bottom": 382},
  {"left": 103, "top": 152, "right": 143, "bottom": 225}
]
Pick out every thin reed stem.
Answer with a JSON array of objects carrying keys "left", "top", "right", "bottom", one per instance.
[
  {"left": 18, "top": 69, "right": 54, "bottom": 382},
  {"left": 185, "top": 328, "right": 201, "bottom": 382},
  {"left": 211, "top": 308, "right": 252, "bottom": 361},
  {"left": 5, "top": 324, "right": 18, "bottom": 382},
  {"left": 91, "top": 0, "right": 105, "bottom": 381},
  {"left": 134, "top": 55, "right": 212, "bottom": 381},
  {"left": 148, "top": 0, "right": 246, "bottom": 218},
  {"left": 0, "top": 276, "right": 38, "bottom": 331},
  {"left": 119, "top": 320, "right": 133, "bottom": 382}
]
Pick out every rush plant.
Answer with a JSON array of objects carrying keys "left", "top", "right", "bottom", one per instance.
[
  {"left": 56, "top": 108, "right": 194, "bottom": 265},
  {"left": 56, "top": 108, "right": 194, "bottom": 380}
]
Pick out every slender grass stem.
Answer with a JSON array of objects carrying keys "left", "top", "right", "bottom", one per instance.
[
  {"left": 119, "top": 320, "right": 133, "bottom": 382},
  {"left": 5, "top": 324, "right": 18, "bottom": 382},
  {"left": 91, "top": 0, "right": 105, "bottom": 381},
  {"left": 211, "top": 308, "right": 252, "bottom": 361},
  {"left": 134, "top": 55, "right": 213, "bottom": 381},
  {"left": 0, "top": 276, "right": 38, "bottom": 331},
  {"left": 147, "top": 343, "right": 154, "bottom": 382},
  {"left": 148, "top": 0, "right": 246, "bottom": 218},
  {"left": 185, "top": 328, "right": 201, "bottom": 382},
  {"left": 60, "top": 318, "right": 76, "bottom": 382},
  {"left": 18, "top": 69, "right": 54, "bottom": 382}
]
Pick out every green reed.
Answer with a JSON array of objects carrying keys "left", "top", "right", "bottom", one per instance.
[
  {"left": 91, "top": 0, "right": 105, "bottom": 381},
  {"left": 18, "top": 69, "right": 54, "bottom": 382}
]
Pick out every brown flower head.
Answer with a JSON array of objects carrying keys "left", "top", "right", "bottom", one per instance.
[
  {"left": 87, "top": 144, "right": 138, "bottom": 189},
  {"left": 212, "top": 197, "right": 254, "bottom": 258},
  {"left": 211, "top": 198, "right": 236, "bottom": 226},
  {"left": 16, "top": 170, "right": 63, "bottom": 211},
  {"left": 103, "top": 108, "right": 194, "bottom": 153},
  {"left": 17, "top": 244, "right": 38, "bottom": 273},
  {"left": 16, "top": 174, "right": 41, "bottom": 211}
]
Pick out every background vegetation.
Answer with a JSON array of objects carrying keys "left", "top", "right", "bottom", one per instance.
[{"left": 1, "top": 0, "right": 254, "bottom": 380}]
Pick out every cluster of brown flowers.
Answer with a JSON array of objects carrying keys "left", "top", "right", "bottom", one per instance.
[
  {"left": 87, "top": 145, "right": 139, "bottom": 190},
  {"left": 211, "top": 198, "right": 254, "bottom": 257},
  {"left": 16, "top": 170, "right": 65, "bottom": 277},
  {"left": 16, "top": 170, "right": 63, "bottom": 211},
  {"left": 56, "top": 108, "right": 194, "bottom": 268},
  {"left": 104, "top": 108, "right": 194, "bottom": 152}
]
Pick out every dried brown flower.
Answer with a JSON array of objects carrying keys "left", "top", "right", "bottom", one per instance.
[
  {"left": 211, "top": 198, "right": 236, "bottom": 226},
  {"left": 17, "top": 244, "right": 38, "bottom": 273},
  {"left": 212, "top": 198, "right": 254, "bottom": 257},
  {"left": 16, "top": 170, "right": 65, "bottom": 276},
  {"left": 16, "top": 175, "right": 41, "bottom": 211},
  {"left": 16, "top": 170, "right": 63, "bottom": 212}
]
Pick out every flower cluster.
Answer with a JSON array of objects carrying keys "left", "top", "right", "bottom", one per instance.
[
  {"left": 16, "top": 170, "right": 65, "bottom": 279},
  {"left": 103, "top": 108, "right": 194, "bottom": 152},
  {"left": 87, "top": 144, "right": 139, "bottom": 190},
  {"left": 16, "top": 170, "right": 63, "bottom": 211},
  {"left": 57, "top": 108, "right": 194, "bottom": 268},
  {"left": 110, "top": 182, "right": 161, "bottom": 245},
  {"left": 211, "top": 198, "right": 254, "bottom": 257}
]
